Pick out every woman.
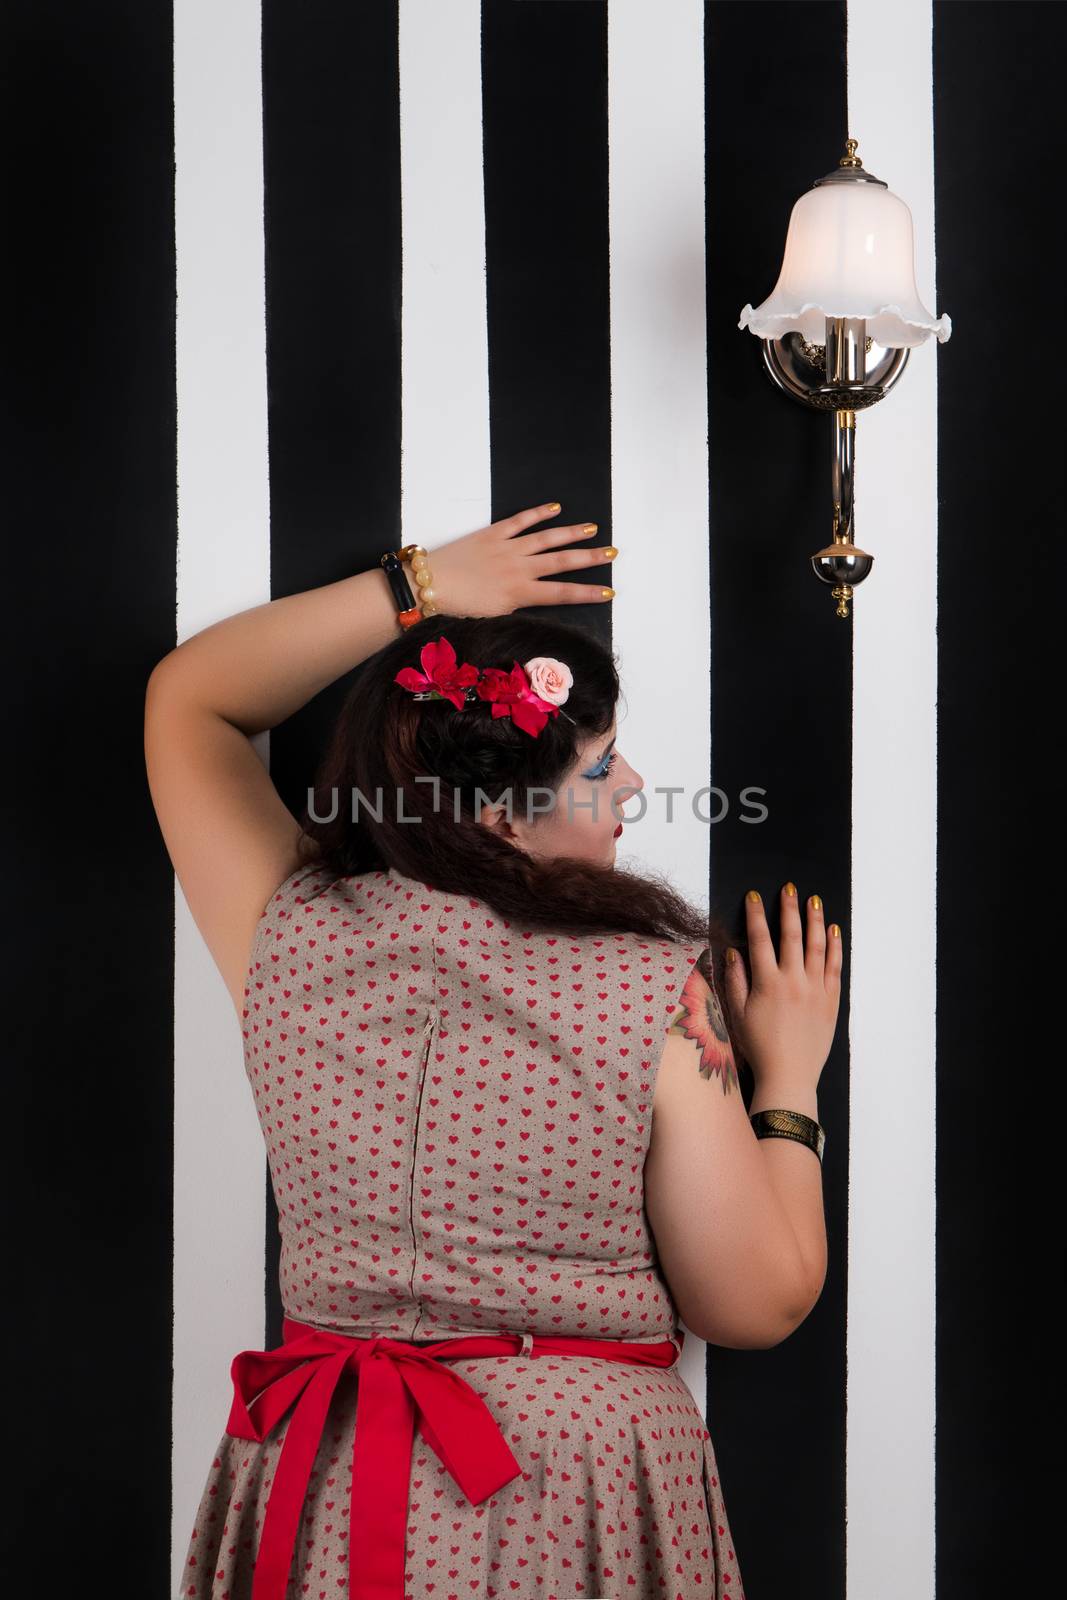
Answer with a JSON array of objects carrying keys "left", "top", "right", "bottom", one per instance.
[{"left": 147, "top": 502, "right": 841, "bottom": 1600}]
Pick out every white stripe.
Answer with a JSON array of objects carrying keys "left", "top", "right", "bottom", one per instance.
[
  {"left": 172, "top": 2, "right": 271, "bottom": 1592},
  {"left": 399, "top": 0, "right": 491, "bottom": 554},
  {"left": 845, "top": 4, "right": 938, "bottom": 1597},
  {"left": 608, "top": 0, "right": 712, "bottom": 1407}
]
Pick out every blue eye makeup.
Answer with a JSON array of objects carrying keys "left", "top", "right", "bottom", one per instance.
[
  {"left": 584, "top": 738, "right": 618, "bottom": 782},
  {"left": 589, "top": 751, "right": 618, "bottom": 782}
]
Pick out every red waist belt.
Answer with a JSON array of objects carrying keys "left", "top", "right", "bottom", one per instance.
[{"left": 224, "top": 1314, "right": 685, "bottom": 1600}]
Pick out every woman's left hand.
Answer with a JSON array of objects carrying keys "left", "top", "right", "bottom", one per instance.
[{"left": 416, "top": 502, "right": 616, "bottom": 618}]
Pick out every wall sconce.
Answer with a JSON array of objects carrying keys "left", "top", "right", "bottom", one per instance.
[{"left": 739, "top": 138, "right": 952, "bottom": 618}]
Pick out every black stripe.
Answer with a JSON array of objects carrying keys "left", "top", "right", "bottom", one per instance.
[
  {"left": 705, "top": 3, "right": 850, "bottom": 1595},
  {"left": 482, "top": 0, "right": 614, "bottom": 630},
  {"left": 932, "top": 1, "right": 1063, "bottom": 1587},
  {"left": 1, "top": 1, "right": 176, "bottom": 1587},
  {"left": 260, "top": 0, "right": 404, "bottom": 1344}
]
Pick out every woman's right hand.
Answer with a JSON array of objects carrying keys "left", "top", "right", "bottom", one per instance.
[{"left": 721, "top": 884, "right": 843, "bottom": 1087}]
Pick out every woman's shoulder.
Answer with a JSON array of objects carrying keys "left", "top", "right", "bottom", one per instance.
[
  {"left": 258, "top": 856, "right": 394, "bottom": 921},
  {"left": 297, "top": 861, "right": 454, "bottom": 926}
]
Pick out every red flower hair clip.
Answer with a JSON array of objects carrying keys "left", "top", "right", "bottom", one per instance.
[{"left": 394, "top": 635, "right": 577, "bottom": 739}]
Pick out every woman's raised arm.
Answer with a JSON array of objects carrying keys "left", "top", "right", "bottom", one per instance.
[
  {"left": 143, "top": 562, "right": 405, "bottom": 1016},
  {"left": 143, "top": 504, "right": 614, "bottom": 1016}
]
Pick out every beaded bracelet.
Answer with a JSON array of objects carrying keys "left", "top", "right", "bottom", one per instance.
[
  {"left": 380, "top": 544, "right": 441, "bottom": 630},
  {"left": 750, "top": 1108, "right": 825, "bottom": 1164}
]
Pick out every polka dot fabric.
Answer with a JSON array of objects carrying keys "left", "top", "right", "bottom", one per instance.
[{"left": 179, "top": 865, "right": 746, "bottom": 1600}]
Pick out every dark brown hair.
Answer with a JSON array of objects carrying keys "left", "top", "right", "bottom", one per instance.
[{"left": 296, "top": 611, "right": 746, "bottom": 1048}]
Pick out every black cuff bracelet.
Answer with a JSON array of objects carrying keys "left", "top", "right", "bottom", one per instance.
[{"left": 750, "top": 1108, "right": 825, "bottom": 1164}]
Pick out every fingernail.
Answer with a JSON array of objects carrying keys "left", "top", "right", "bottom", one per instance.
[
  {"left": 726, "top": 948, "right": 737, "bottom": 965},
  {"left": 601, "top": 587, "right": 615, "bottom": 598},
  {"left": 547, "top": 502, "right": 561, "bottom": 513},
  {"left": 581, "top": 522, "right": 597, "bottom": 533},
  {"left": 784, "top": 882, "right": 797, "bottom": 897},
  {"left": 746, "top": 889, "right": 761, "bottom": 903},
  {"left": 829, "top": 924, "right": 840, "bottom": 938},
  {"left": 602, "top": 546, "right": 617, "bottom": 558},
  {"left": 811, "top": 894, "right": 822, "bottom": 911}
]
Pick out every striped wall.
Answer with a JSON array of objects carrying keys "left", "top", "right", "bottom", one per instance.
[{"left": 3, "top": 2, "right": 1057, "bottom": 1596}]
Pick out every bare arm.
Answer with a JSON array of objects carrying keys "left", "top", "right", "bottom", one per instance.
[
  {"left": 143, "top": 564, "right": 400, "bottom": 1015},
  {"left": 748, "top": 1069, "right": 827, "bottom": 1307},
  {"left": 148, "top": 564, "right": 402, "bottom": 738},
  {"left": 144, "top": 504, "right": 615, "bottom": 1016},
  {"left": 645, "top": 963, "right": 820, "bottom": 1350}
]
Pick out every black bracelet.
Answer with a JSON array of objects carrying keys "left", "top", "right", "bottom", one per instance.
[
  {"left": 380, "top": 550, "right": 422, "bottom": 628},
  {"left": 750, "top": 1108, "right": 825, "bottom": 1164}
]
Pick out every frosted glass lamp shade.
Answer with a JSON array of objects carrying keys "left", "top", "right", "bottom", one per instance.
[{"left": 739, "top": 181, "right": 951, "bottom": 348}]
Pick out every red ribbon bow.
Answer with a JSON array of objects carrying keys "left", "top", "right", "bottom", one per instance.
[{"left": 224, "top": 1316, "right": 683, "bottom": 1600}]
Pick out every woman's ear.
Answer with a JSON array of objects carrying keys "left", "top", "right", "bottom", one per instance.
[{"left": 476, "top": 803, "right": 519, "bottom": 844}]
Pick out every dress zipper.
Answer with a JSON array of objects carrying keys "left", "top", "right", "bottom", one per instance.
[{"left": 406, "top": 1009, "right": 438, "bottom": 1337}]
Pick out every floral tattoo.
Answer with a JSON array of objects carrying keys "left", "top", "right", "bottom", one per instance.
[{"left": 666, "top": 948, "right": 739, "bottom": 1095}]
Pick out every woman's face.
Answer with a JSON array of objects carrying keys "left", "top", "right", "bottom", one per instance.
[{"left": 479, "top": 716, "right": 645, "bottom": 867}]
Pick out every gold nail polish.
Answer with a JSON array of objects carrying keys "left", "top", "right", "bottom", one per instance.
[
  {"left": 811, "top": 894, "right": 822, "bottom": 911},
  {"left": 582, "top": 522, "right": 597, "bottom": 533},
  {"left": 601, "top": 587, "right": 615, "bottom": 598},
  {"left": 602, "top": 546, "right": 617, "bottom": 559},
  {"left": 726, "top": 948, "right": 737, "bottom": 965},
  {"left": 829, "top": 924, "right": 840, "bottom": 938},
  {"left": 547, "top": 502, "right": 561, "bottom": 513},
  {"left": 784, "top": 882, "right": 797, "bottom": 897},
  {"left": 746, "top": 889, "right": 761, "bottom": 903}
]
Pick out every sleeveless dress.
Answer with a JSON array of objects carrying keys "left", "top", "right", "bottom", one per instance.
[{"left": 178, "top": 863, "right": 746, "bottom": 1600}]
